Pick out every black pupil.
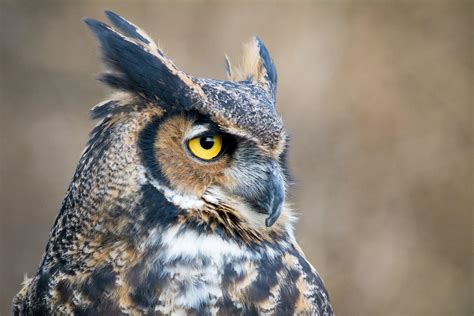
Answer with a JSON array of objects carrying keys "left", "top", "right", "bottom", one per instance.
[{"left": 200, "top": 136, "right": 215, "bottom": 150}]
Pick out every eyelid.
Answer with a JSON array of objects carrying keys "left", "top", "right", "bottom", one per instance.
[{"left": 185, "top": 124, "right": 214, "bottom": 140}]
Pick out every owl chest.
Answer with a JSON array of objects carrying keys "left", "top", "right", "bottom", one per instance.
[
  {"left": 129, "top": 229, "right": 256, "bottom": 314},
  {"left": 148, "top": 255, "right": 227, "bottom": 314}
]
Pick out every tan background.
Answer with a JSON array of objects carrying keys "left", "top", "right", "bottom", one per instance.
[{"left": 0, "top": 1, "right": 472, "bottom": 315}]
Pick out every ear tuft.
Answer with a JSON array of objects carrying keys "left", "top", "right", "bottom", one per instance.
[
  {"left": 104, "top": 10, "right": 155, "bottom": 47},
  {"left": 84, "top": 11, "right": 206, "bottom": 109},
  {"left": 227, "top": 37, "right": 277, "bottom": 97}
]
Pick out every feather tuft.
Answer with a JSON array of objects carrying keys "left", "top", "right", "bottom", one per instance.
[{"left": 227, "top": 37, "right": 277, "bottom": 97}]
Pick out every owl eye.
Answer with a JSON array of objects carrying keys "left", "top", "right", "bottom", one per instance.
[{"left": 187, "top": 134, "right": 224, "bottom": 161}]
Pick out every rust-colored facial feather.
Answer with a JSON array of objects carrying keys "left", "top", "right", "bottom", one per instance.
[{"left": 155, "top": 114, "right": 231, "bottom": 196}]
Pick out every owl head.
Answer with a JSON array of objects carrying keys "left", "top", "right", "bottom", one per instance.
[{"left": 84, "top": 11, "right": 290, "bottom": 237}]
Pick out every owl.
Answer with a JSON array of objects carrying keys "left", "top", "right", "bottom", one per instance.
[{"left": 13, "top": 11, "right": 333, "bottom": 316}]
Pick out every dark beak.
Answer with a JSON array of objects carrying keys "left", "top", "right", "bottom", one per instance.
[{"left": 251, "top": 166, "right": 285, "bottom": 227}]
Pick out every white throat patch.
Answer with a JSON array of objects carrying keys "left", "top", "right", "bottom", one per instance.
[{"left": 148, "top": 177, "right": 205, "bottom": 210}]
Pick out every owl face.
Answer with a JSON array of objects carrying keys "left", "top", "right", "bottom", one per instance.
[
  {"left": 86, "top": 12, "right": 289, "bottom": 229},
  {"left": 151, "top": 111, "right": 287, "bottom": 227}
]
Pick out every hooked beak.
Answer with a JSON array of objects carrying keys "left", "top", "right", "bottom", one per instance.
[{"left": 252, "top": 166, "right": 285, "bottom": 227}]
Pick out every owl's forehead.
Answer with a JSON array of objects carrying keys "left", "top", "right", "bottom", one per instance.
[{"left": 194, "top": 78, "right": 285, "bottom": 149}]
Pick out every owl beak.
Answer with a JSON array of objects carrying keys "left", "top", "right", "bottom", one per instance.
[
  {"left": 251, "top": 166, "right": 285, "bottom": 227},
  {"left": 265, "top": 169, "right": 285, "bottom": 227}
]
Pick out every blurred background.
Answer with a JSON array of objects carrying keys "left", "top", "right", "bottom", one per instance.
[{"left": 0, "top": 1, "right": 472, "bottom": 315}]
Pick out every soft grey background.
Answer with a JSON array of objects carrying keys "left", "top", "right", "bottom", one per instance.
[{"left": 0, "top": 1, "right": 472, "bottom": 315}]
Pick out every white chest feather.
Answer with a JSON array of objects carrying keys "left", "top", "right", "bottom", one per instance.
[{"left": 146, "top": 227, "right": 253, "bottom": 314}]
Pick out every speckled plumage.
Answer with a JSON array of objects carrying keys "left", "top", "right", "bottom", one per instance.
[{"left": 13, "top": 11, "right": 333, "bottom": 316}]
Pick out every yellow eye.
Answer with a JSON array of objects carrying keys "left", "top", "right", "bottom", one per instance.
[{"left": 187, "top": 134, "right": 223, "bottom": 161}]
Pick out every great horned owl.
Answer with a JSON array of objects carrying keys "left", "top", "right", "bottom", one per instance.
[{"left": 13, "top": 11, "right": 333, "bottom": 316}]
